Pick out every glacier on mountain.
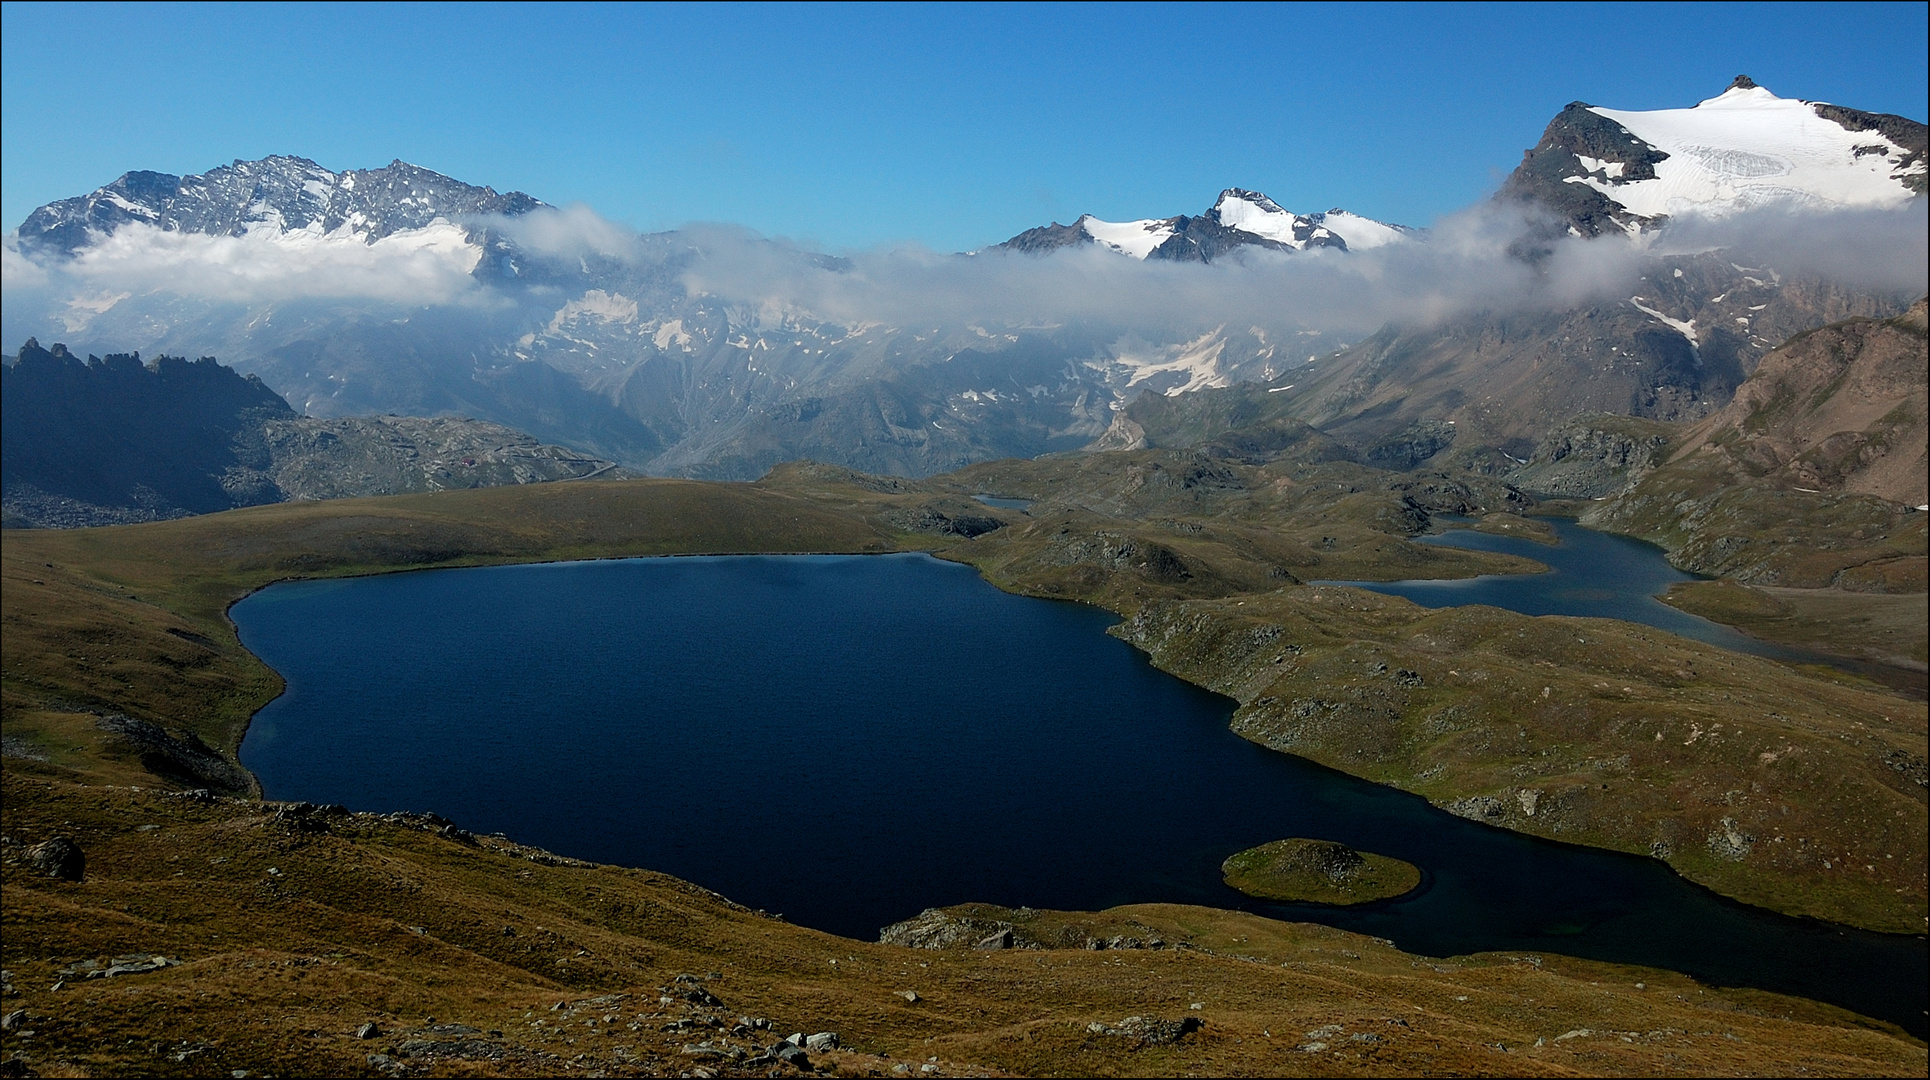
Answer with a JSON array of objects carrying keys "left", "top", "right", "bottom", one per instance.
[{"left": 1582, "top": 84, "right": 1923, "bottom": 222}]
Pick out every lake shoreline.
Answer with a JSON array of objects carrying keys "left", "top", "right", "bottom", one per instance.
[{"left": 234, "top": 549, "right": 1928, "bottom": 1037}]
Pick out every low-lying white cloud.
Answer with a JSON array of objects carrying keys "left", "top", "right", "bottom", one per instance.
[
  {"left": 489, "top": 203, "right": 651, "bottom": 263},
  {"left": 678, "top": 206, "right": 1576, "bottom": 339},
  {"left": 1650, "top": 198, "right": 1930, "bottom": 293},
  {"left": 8, "top": 219, "right": 489, "bottom": 307}
]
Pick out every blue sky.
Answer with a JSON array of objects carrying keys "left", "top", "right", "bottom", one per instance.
[{"left": 3, "top": 1, "right": 1925, "bottom": 251}]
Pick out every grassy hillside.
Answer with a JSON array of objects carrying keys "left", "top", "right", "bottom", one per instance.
[{"left": 9, "top": 772, "right": 1923, "bottom": 1078}]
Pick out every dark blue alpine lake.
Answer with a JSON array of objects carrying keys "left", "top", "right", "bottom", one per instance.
[{"left": 234, "top": 548, "right": 1926, "bottom": 1035}]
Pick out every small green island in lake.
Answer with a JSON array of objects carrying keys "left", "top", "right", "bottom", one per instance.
[{"left": 1222, "top": 839, "right": 1422, "bottom": 905}]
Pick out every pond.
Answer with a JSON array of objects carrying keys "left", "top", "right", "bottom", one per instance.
[{"left": 234, "top": 551, "right": 1925, "bottom": 1036}]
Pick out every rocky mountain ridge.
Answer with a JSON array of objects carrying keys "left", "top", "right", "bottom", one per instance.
[
  {"left": 1666, "top": 297, "right": 1929, "bottom": 507},
  {"left": 1579, "top": 298, "right": 1929, "bottom": 591},
  {"left": 13, "top": 154, "right": 543, "bottom": 256},
  {"left": 1, "top": 340, "right": 614, "bottom": 528}
]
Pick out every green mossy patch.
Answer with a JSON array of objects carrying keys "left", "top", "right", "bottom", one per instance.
[{"left": 1221, "top": 839, "right": 1421, "bottom": 905}]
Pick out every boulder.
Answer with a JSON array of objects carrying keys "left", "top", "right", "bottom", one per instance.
[{"left": 27, "top": 837, "right": 83, "bottom": 881}]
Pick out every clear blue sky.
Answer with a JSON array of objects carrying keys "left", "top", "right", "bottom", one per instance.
[{"left": 3, "top": 1, "right": 1925, "bottom": 251}]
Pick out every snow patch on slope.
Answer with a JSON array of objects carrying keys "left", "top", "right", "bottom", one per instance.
[
  {"left": 1114, "top": 328, "right": 1231, "bottom": 395},
  {"left": 652, "top": 318, "right": 693, "bottom": 350},
  {"left": 1078, "top": 215, "right": 1177, "bottom": 259},
  {"left": 548, "top": 289, "right": 639, "bottom": 334},
  {"left": 1312, "top": 209, "right": 1412, "bottom": 249},
  {"left": 1629, "top": 296, "right": 1699, "bottom": 355}
]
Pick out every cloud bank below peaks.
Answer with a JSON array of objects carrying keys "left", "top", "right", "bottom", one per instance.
[
  {"left": 667, "top": 199, "right": 1926, "bottom": 340},
  {"left": 5, "top": 197, "right": 1923, "bottom": 342},
  {"left": 1647, "top": 198, "right": 1928, "bottom": 294},
  {"left": 669, "top": 205, "right": 1594, "bottom": 339},
  {"left": 5, "top": 218, "right": 491, "bottom": 307}
]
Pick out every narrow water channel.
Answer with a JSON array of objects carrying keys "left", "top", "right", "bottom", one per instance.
[{"left": 234, "top": 551, "right": 1927, "bottom": 1036}]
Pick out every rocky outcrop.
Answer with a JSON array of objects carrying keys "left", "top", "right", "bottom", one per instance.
[
  {"left": 97, "top": 714, "right": 252, "bottom": 794},
  {"left": 1048, "top": 531, "right": 1192, "bottom": 583},
  {"left": 879, "top": 904, "right": 1174, "bottom": 952},
  {"left": 1507, "top": 415, "right": 1677, "bottom": 498},
  {"left": 1085, "top": 1015, "right": 1201, "bottom": 1046},
  {"left": 1364, "top": 420, "right": 1458, "bottom": 471},
  {"left": 258, "top": 415, "right": 615, "bottom": 502},
  {"left": 1386, "top": 474, "right": 1535, "bottom": 516},
  {"left": 27, "top": 837, "right": 84, "bottom": 881},
  {"left": 884, "top": 499, "right": 1008, "bottom": 538},
  {"left": 1087, "top": 413, "right": 1149, "bottom": 452}
]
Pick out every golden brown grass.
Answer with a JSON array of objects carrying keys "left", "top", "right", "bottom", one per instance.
[{"left": 4, "top": 773, "right": 1922, "bottom": 1078}]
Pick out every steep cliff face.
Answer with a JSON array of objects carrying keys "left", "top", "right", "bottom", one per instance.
[{"left": 1, "top": 339, "right": 297, "bottom": 525}]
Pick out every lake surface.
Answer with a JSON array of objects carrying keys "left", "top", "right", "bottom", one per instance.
[
  {"left": 235, "top": 551, "right": 1926, "bottom": 1036},
  {"left": 1322, "top": 518, "right": 1923, "bottom": 695}
]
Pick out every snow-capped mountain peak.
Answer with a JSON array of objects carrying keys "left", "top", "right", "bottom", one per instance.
[
  {"left": 1307, "top": 208, "right": 1416, "bottom": 250},
  {"left": 1207, "top": 188, "right": 1333, "bottom": 250},
  {"left": 1506, "top": 77, "right": 1926, "bottom": 236},
  {"left": 1584, "top": 81, "right": 1925, "bottom": 222},
  {"left": 1000, "top": 189, "right": 1412, "bottom": 262}
]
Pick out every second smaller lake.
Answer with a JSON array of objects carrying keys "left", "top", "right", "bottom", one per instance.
[{"left": 1318, "top": 518, "right": 1895, "bottom": 680}]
